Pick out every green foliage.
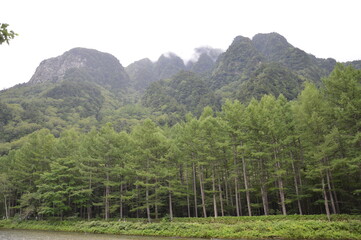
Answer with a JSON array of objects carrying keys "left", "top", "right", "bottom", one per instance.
[
  {"left": 0, "top": 54, "right": 360, "bottom": 227},
  {"left": 189, "top": 53, "right": 216, "bottom": 74},
  {"left": 0, "top": 23, "right": 17, "bottom": 45},
  {"left": 1, "top": 215, "right": 360, "bottom": 239},
  {"left": 212, "top": 33, "right": 336, "bottom": 102},
  {"left": 154, "top": 53, "right": 186, "bottom": 81},
  {"left": 142, "top": 71, "right": 219, "bottom": 117},
  {"left": 45, "top": 81, "right": 105, "bottom": 118},
  {"left": 237, "top": 63, "right": 303, "bottom": 101},
  {"left": 0, "top": 80, "right": 131, "bottom": 143},
  {"left": 211, "top": 35, "right": 264, "bottom": 90},
  {"left": 126, "top": 58, "right": 157, "bottom": 91}
]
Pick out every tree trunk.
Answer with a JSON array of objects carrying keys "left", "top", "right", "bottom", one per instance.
[
  {"left": 326, "top": 168, "right": 337, "bottom": 214},
  {"left": 233, "top": 144, "right": 240, "bottom": 216},
  {"left": 185, "top": 170, "right": 191, "bottom": 218},
  {"left": 87, "top": 175, "right": 92, "bottom": 220},
  {"left": 322, "top": 176, "right": 331, "bottom": 221},
  {"left": 278, "top": 176, "right": 287, "bottom": 215},
  {"left": 155, "top": 179, "right": 158, "bottom": 219},
  {"left": 240, "top": 144, "right": 252, "bottom": 216},
  {"left": 259, "top": 158, "right": 269, "bottom": 215},
  {"left": 260, "top": 184, "right": 269, "bottom": 215},
  {"left": 234, "top": 177, "right": 240, "bottom": 216},
  {"left": 218, "top": 177, "right": 225, "bottom": 217},
  {"left": 4, "top": 195, "right": 9, "bottom": 219},
  {"left": 105, "top": 172, "right": 110, "bottom": 220},
  {"left": 224, "top": 170, "right": 230, "bottom": 206},
  {"left": 238, "top": 187, "right": 243, "bottom": 216},
  {"left": 120, "top": 182, "right": 123, "bottom": 219},
  {"left": 146, "top": 177, "right": 151, "bottom": 223},
  {"left": 274, "top": 149, "right": 286, "bottom": 215},
  {"left": 291, "top": 154, "right": 303, "bottom": 215},
  {"left": 192, "top": 162, "right": 198, "bottom": 218},
  {"left": 198, "top": 166, "right": 207, "bottom": 218},
  {"left": 136, "top": 184, "right": 140, "bottom": 218},
  {"left": 168, "top": 181, "right": 173, "bottom": 221},
  {"left": 212, "top": 169, "right": 218, "bottom": 218},
  {"left": 87, "top": 206, "right": 91, "bottom": 220},
  {"left": 330, "top": 171, "right": 340, "bottom": 213}
]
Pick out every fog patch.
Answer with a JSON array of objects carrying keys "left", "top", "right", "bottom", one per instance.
[
  {"left": 188, "top": 46, "right": 224, "bottom": 63},
  {"left": 162, "top": 52, "right": 179, "bottom": 59}
]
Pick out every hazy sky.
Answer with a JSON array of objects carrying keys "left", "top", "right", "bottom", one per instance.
[{"left": 1, "top": 0, "right": 360, "bottom": 90}]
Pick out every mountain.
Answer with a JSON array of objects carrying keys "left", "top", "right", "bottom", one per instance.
[
  {"left": 0, "top": 48, "right": 135, "bottom": 144},
  {"left": 186, "top": 47, "right": 223, "bottom": 74},
  {"left": 237, "top": 63, "right": 304, "bottom": 101},
  {"left": 154, "top": 53, "right": 186, "bottom": 80},
  {"left": 252, "top": 33, "right": 336, "bottom": 83},
  {"left": 345, "top": 60, "right": 361, "bottom": 69},
  {"left": 210, "top": 32, "right": 338, "bottom": 101},
  {"left": 142, "top": 71, "right": 218, "bottom": 117},
  {"left": 125, "top": 48, "right": 223, "bottom": 92},
  {"left": 1, "top": 32, "right": 359, "bottom": 146},
  {"left": 210, "top": 36, "right": 264, "bottom": 90},
  {"left": 126, "top": 58, "right": 157, "bottom": 91},
  {"left": 29, "top": 47, "right": 130, "bottom": 90},
  {"left": 187, "top": 53, "right": 215, "bottom": 74},
  {"left": 125, "top": 53, "right": 186, "bottom": 92}
]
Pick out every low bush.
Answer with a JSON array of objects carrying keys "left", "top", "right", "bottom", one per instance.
[{"left": 0, "top": 215, "right": 360, "bottom": 239}]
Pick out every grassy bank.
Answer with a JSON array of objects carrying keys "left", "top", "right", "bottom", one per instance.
[{"left": 1, "top": 215, "right": 360, "bottom": 239}]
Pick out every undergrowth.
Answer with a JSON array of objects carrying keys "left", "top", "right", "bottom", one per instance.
[{"left": 0, "top": 215, "right": 360, "bottom": 239}]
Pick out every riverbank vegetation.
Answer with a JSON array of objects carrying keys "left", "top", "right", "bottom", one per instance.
[
  {"left": 1, "top": 215, "right": 361, "bottom": 239},
  {"left": 0, "top": 64, "right": 360, "bottom": 222}
]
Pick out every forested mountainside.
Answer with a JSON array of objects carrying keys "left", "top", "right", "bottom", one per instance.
[
  {"left": 142, "top": 71, "right": 219, "bottom": 118},
  {"left": 1, "top": 32, "right": 360, "bottom": 145},
  {"left": 125, "top": 47, "right": 222, "bottom": 91},
  {"left": 208, "top": 33, "right": 337, "bottom": 100},
  {"left": 0, "top": 33, "right": 360, "bottom": 220}
]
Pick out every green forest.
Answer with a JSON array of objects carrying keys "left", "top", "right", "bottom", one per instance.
[{"left": 0, "top": 64, "right": 360, "bottom": 222}]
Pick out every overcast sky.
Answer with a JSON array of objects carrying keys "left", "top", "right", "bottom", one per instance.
[{"left": 1, "top": 0, "right": 360, "bottom": 90}]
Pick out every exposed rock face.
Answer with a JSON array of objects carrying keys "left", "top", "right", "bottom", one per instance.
[{"left": 29, "top": 48, "right": 130, "bottom": 89}]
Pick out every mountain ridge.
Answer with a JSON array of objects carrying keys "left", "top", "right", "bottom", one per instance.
[{"left": 1, "top": 32, "right": 361, "bottom": 144}]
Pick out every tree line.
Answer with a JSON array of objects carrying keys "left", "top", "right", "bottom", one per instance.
[{"left": 0, "top": 64, "right": 360, "bottom": 221}]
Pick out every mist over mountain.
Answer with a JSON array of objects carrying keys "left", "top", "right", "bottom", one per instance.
[
  {"left": 125, "top": 47, "right": 223, "bottom": 91},
  {"left": 1, "top": 32, "right": 360, "bottom": 144},
  {"left": 154, "top": 52, "right": 186, "bottom": 81},
  {"left": 186, "top": 47, "right": 223, "bottom": 73}
]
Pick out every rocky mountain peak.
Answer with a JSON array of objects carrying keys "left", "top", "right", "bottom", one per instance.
[
  {"left": 28, "top": 47, "right": 130, "bottom": 90},
  {"left": 252, "top": 32, "right": 290, "bottom": 49},
  {"left": 252, "top": 32, "right": 292, "bottom": 61},
  {"left": 126, "top": 58, "right": 157, "bottom": 91},
  {"left": 154, "top": 52, "right": 186, "bottom": 80}
]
